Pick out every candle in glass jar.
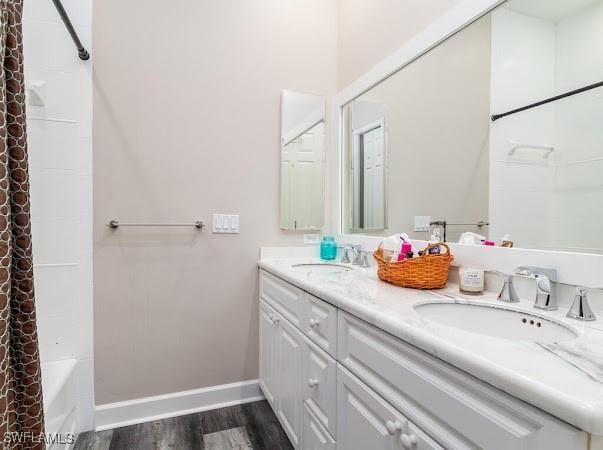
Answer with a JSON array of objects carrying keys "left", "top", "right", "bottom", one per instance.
[{"left": 459, "top": 266, "right": 484, "bottom": 295}]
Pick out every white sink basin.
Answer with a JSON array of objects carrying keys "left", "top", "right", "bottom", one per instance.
[
  {"left": 292, "top": 263, "right": 352, "bottom": 274},
  {"left": 415, "top": 302, "right": 577, "bottom": 343}
]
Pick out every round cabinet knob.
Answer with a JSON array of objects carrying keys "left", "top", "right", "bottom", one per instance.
[
  {"left": 309, "top": 318, "right": 319, "bottom": 328},
  {"left": 308, "top": 378, "right": 319, "bottom": 388},
  {"left": 400, "top": 433, "right": 418, "bottom": 449},
  {"left": 385, "top": 420, "right": 402, "bottom": 435}
]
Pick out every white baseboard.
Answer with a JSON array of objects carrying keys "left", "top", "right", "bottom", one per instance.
[{"left": 94, "top": 379, "right": 264, "bottom": 431}]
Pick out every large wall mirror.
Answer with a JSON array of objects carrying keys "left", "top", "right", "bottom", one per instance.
[
  {"left": 342, "top": 0, "right": 603, "bottom": 254},
  {"left": 281, "top": 90, "right": 326, "bottom": 231}
]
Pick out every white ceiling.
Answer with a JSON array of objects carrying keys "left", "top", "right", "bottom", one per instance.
[{"left": 504, "top": 0, "right": 599, "bottom": 22}]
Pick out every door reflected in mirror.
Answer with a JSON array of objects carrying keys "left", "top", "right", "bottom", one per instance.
[
  {"left": 349, "top": 103, "right": 387, "bottom": 231},
  {"left": 281, "top": 91, "right": 325, "bottom": 231}
]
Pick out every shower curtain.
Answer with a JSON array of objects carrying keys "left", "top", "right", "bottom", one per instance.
[{"left": 0, "top": 0, "right": 45, "bottom": 448}]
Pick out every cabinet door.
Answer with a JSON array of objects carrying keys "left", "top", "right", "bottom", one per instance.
[
  {"left": 259, "top": 300, "right": 278, "bottom": 408},
  {"left": 303, "top": 337, "right": 337, "bottom": 437},
  {"left": 303, "top": 403, "right": 336, "bottom": 450},
  {"left": 337, "top": 364, "right": 408, "bottom": 450},
  {"left": 277, "top": 314, "right": 304, "bottom": 448}
]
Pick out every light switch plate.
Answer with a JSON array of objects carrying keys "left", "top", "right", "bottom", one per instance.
[
  {"left": 414, "top": 216, "right": 431, "bottom": 232},
  {"left": 212, "top": 214, "right": 240, "bottom": 234},
  {"left": 303, "top": 234, "right": 320, "bottom": 244}
]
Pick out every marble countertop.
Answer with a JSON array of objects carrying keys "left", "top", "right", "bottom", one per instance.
[{"left": 258, "top": 256, "right": 603, "bottom": 435}]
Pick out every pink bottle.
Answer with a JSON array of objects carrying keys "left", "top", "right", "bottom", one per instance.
[{"left": 397, "top": 242, "right": 413, "bottom": 261}]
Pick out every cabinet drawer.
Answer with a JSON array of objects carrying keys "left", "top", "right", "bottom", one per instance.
[
  {"left": 302, "top": 293, "right": 337, "bottom": 357},
  {"left": 303, "top": 403, "right": 336, "bottom": 450},
  {"left": 338, "top": 312, "right": 585, "bottom": 450},
  {"left": 337, "top": 364, "right": 410, "bottom": 450},
  {"left": 260, "top": 270, "right": 304, "bottom": 328},
  {"left": 303, "top": 337, "right": 337, "bottom": 437}
]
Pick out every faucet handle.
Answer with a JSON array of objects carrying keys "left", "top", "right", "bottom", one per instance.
[
  {"left": 567, "top": 287, "right": 601, "bottom": 321},
  {"left": 493, "top": 271, "right": 520, "bottom": 303},
  {"left": 359, "top": 251, "right": 370, "bottom": 268},
  {"left": 340, "top": 245, "right": 352, "bottom": 264},
  {"left": 352, "top": 245, "right": 363, "bottom": 265}
]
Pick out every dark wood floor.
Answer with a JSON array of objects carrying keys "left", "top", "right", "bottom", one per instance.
[{"left": 74, "top": 400, "right": 293, "bottom": 450}]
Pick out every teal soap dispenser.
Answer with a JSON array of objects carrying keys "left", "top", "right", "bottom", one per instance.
[{"left": 320, "top": 236, "right": 337, "bottom": 261}]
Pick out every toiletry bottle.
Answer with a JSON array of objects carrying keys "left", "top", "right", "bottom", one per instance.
[
  {"left": 428, "top": 229, "right": 441, "bottom": 255},
  {"left": 501, "top": 234, "right": 514, "bottom": 248},
  {"left": 320, "top": 236, "right": 337, "bottom": 261},
  {"left": 382, "top": 235, "right": 400, "bottom": 262},
  {"left": 398, "top": 242, "right": 412, "bottom": 261}
]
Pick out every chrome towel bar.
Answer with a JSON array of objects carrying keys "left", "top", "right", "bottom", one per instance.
[{"left": 108, "top": 220, "right": 205, "bottom": 229}]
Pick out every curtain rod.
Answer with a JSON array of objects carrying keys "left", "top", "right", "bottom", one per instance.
[
  {"left": 491, "top": 80, "right": 603, "bottom": 122},
  {"left": 51, "top": 0, "right": 90, "bottom": 60}
]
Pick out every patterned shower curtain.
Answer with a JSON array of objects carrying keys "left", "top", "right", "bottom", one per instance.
[{"left": 0, "top": 0, "right": 45, "bottom": 449}]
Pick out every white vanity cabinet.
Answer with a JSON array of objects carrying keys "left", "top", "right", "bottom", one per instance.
[{"left": 258, "top": 269, "right": 588, "bottom": 450}]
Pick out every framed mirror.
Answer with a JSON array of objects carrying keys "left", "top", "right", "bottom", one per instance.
[
  {"left": 281, "top": 90, "right": 326, "bottom": 231},
  {"left": 341, "top": 0, "right": 603, "bottom": 254}
]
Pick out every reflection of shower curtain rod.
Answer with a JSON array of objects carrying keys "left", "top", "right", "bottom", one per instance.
[
  {"left": 52, "top": 0, "right": 90, "bottom": 60},
  {"left": 491, "top": 80, "right": 603, "bottom": 121},
  {"left": 284, "top": 119, "right": 324, "bottom": 146}
]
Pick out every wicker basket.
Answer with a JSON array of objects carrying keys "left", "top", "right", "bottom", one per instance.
[{"left": 373, "top": 243, "right": 453, "bottom": 289}]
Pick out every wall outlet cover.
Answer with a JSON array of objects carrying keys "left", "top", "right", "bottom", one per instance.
[
  {"left": 414, "top": 216, "right": 431, "bottom": 232},
  {"left": 303, "top": 234, "right": 320, "bottom": 244}
]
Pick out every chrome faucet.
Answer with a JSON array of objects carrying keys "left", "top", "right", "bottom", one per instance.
[
  {"left": 567, "top": 287, "right": 600, "bottom": 321},
  {"left": 497, "top": 273, "right": 520, "bottom": 303},
  {"left": 515, "top": 267, "right": 558, "bottom": 311},
  {"left": 340, "top": 244, "right": 369, "bottom": 267}
]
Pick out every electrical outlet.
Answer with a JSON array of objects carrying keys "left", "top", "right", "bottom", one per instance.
[
  {"left": 414, "top": 216, "right": 431, "bottom": 232},
  {"left": 212, "top": 214, "right": 240, "bottom": 234},
  {"left": 304, "top": 234, "right": 320, "bottom": 244}
]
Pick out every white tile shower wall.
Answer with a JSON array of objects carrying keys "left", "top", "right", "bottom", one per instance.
[
  {"left": 23, "top": 0, "right": 94, "bottom": 432},
  {"left": 552, "top": 1, "right": 603, "bottom": 254},
  {"left": 491, "top": 5, "right": 603, "bottom": 254}
]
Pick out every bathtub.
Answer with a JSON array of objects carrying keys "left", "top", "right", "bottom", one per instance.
[{"left": 41, "top": 359, "right": 78, "bottom": 449}]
